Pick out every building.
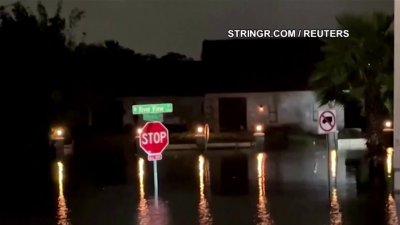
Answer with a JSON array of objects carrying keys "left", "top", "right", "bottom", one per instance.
[
  {"left": 119, "top": 38, "right": 349, "bottom": 133},
  {"left": 200, "top": 38, "right": 345, "bottom": 133},
  {"left": 119, "top": 91, "right": 344, "bottom": 134},
  {"left": 120, "top": 95, "right": 204, "bottom": 132},
  {"left": 204, "top": 91, "right": 344, "bottom": 133}
]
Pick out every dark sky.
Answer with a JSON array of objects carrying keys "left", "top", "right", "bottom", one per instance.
[{"left": 1, "top": 0, "right": 393, "bottom": 59}]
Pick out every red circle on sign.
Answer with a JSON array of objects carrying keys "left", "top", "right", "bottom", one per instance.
[
  {"left": 139, "top": 121, "right": 169, "bottom": 155},
  {"left": 319, "top": 111, "right": 336, "bottom": 132}
]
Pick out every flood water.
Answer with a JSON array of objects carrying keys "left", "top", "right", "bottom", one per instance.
[{"left": 2, "top": 148, "right": 400, "bottom": 225}]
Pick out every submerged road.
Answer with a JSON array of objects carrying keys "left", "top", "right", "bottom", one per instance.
[{"left": 2, "top": 147, "right": 400, "bottom": 225}]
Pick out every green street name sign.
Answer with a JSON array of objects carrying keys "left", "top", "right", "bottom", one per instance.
[
  {"left": 132, "top": 103, "right": 173, "bottom": 115},
  {"left": 143, "top": 113, "right": 163, "bottom": 122}
]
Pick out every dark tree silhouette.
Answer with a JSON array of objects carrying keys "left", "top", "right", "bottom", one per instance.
[
  {"left": 160, "top": 52, "right": 194, "bottom": 62},
  {"left": 310, "top": 13, "right": 393, "bottom": 159},
  {"left": 0, "top": 1, "right": 84, "bottom": 212},
  {"left": 0, "top": 0, "right": 196, "bottom": 140}
]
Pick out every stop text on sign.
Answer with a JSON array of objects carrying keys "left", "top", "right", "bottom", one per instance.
[
  {"left": 139, "top": 121, "right": 169, "bottom": 155},
  {"left": 141, "top": 132, "right": 167, "bottom": 144}
]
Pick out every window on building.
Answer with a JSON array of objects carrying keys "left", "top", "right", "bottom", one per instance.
[
  {"left": 270, "top": 95, "right": 278, "bottom": 123},
  {"left": 269, "top": 111, "right": 277, "bottom": 123}
]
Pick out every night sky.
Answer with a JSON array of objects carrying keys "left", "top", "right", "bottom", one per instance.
[{"left": 1, "top": 0, "right": 392, "bottom": 59}]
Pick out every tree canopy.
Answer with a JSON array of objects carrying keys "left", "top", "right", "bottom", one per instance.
[
  {"left": 310, "top": 12, "right": 393, "bottom": 115},
  {"left": 309, "top": 12, "right": 393, "bottom": 155},
  {"left": 0, "top": 1, "right": 194, "bottom": 136}
]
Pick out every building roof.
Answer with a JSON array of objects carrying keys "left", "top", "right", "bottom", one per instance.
[
  {"left": 113, "top": 38, "right": 324, "bottom": 96},
  {"left": 115, "top": 61, "right": 206, "bottom": 97},
  {"left": 201, "top": 38, "right": 324, "bottom": 93}
]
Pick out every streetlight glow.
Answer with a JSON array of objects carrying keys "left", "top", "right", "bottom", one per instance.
[
  {"left": 56, "top": 128, "right": 63, "bottom": 136},
  {"left": 51, "top": 127, "right": 65, "bottom": 140},
  {"left": 255, "top": 124, "right": 263, "bottom": 133},
  {"left": 385, "top": 120, "right": 392, "bottom": 128},
  {"left": 197, "top": 126, "right": 204, "bottom": 134}
]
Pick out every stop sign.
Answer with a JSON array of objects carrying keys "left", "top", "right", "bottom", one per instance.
[{"left": 139, "top": 121, "right": 169, "bottom": 155}]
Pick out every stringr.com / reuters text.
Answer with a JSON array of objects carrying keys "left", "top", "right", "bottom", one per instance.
[{"left": 227, "top": 29, "right": 349, "bottom": 38}]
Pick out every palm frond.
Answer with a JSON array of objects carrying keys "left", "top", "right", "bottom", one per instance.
[{"left": 310, "top": 12, "right": 393, "bottom": 112}]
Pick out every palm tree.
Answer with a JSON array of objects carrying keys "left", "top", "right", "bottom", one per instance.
[{"left": 310, "top": 12, "right": 394, "bottom": 158}]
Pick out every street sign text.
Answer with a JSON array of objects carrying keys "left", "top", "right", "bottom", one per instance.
[{"left": 132, "top": 103, "right": 173, "bottom": 115}]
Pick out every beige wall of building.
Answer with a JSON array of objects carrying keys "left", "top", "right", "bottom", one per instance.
[
  {"left": 204, "top": 91, "right": 345, "bottom": 134},
  {"left": 119, "top": 91, "right": 346, "bottom": 134},
  {"left": 119, "top": 96, "right": 204, "bottom": 129}
]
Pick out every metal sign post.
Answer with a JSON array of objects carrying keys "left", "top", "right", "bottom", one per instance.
[
  {"left": 147, "top": 154, "right": 162, "bottom": 206},
  {"left": 326, "top": 134, "right": 331, "bottom": 202},
  {"left": 153, "top": 160, "right": 159, "bottom": 207},
  {"left": 318, "top": 109, "right": 337, "bottom": 206}
]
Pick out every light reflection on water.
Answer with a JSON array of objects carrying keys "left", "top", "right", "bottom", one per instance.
[
  {"left": 198, "top": 155, "right": 213, "bottom": 225},
  {"left": 329, "top": 188, "right": 342, "bottom": 225},
  {"left": 386, "top": 148, "right": 393, "bottom": 178},
  {"left": 49, "top": 151, "right": 400, "bottom": 225},
  {"left": 137, "top": 157, "right": 170, "bottom": 225},
  {"left": 330, "top": 150, "right": 337, "bottom": 179},
  {"left": 57, "top": 161, "right": 71, "bottom": 225},
  {"left": 256, "top": 153, "right": 274, "bottom": 225},
  {"left": 386, "top": 194, "right": 399, "bottom": 225},
  {"left": 138, "top": 158, "right": 149, "bottom": 225}
]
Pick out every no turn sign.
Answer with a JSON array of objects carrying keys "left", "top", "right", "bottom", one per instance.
[{"left": 318, "top": 109, "right": 337, "bottom": 134}]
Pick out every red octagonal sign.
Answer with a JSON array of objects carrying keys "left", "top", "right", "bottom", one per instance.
[{"left": 139, "top": 121, "right": 169, "bottom": 155}]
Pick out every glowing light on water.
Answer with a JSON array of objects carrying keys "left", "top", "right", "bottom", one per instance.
[
  {"left": 387, "top": 148, "right": 393, "bottom": 177},
  {"left": 136, "top": 157, "right": 170, "bottom": 225},
  {"left": 330, "top": 188, "right": 342, "bottom": 225},
  {"left": 330, "top": 150, "right": 337, "bottom": 179},
  {"left": 386, "top": 194, "right": 399, "bottom": 225},
  {"left": 58, "top": 162, "right": 64, "bottom": 190},
  {"left": 256, "top": 153, "right": 273, "bottom": 225},
  {"left": 139, "top": 158, "right": 145, "bottom": 184},
  {"left": 57, "top": 161, "right": 70, "bottom": 225},
  {"left": 198, "top": 155, "right": 212, "bottom": 225},
  {"left": 257, "top": 153, "right": 264, "bottom": 180},
  {"left": 137, "top": 157, "right": 149, "bottom": 225}
]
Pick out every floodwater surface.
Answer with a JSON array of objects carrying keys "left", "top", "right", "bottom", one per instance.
[{"left": 2, "top": 148, "right": 400, "bottom": 225}]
